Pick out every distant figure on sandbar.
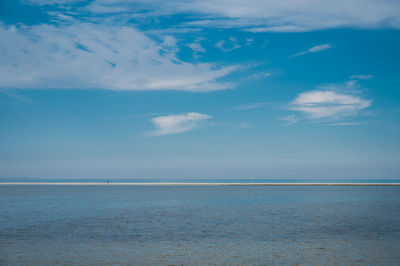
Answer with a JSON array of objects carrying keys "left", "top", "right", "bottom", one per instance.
[{"left": 107, "top": 180, "right": 109, "bottom": 184}]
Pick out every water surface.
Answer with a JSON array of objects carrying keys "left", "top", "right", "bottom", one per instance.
[{"left": 1, "top": 185, "right": 400, "bottom": 265}]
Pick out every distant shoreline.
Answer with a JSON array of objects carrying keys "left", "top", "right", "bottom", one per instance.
[{"left": 1, "top": 182, "right": 400, "bottom": 186}]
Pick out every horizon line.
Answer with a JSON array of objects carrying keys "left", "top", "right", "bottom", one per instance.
[{"left": 1, "top": 182, "right": 400, "bottom": 186}]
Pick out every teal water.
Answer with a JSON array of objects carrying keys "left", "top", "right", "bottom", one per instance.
[{"left": 1, "top": 185, "right": 400, "bottom": 265}]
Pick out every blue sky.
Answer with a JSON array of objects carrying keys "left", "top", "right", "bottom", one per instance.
[{"left": 0, "top": 0, "right": 399, "bottom": 179}]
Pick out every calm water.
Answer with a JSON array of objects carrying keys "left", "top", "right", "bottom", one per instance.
[{"left": 1, "top": 185, "right": 400, "bottom": 265}]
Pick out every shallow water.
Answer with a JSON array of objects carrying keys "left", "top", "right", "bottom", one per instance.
[{"left": 1, "top": 186, "right": 400, "bottom": 265}]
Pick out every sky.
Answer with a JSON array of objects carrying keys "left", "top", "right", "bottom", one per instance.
[{"left": 0, "top": 0, "right": 399, "bottom": 179}]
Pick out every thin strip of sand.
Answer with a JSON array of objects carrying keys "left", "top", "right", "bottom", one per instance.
[{"left": 0, "top": 182, "right": 400, "bottom": 186}]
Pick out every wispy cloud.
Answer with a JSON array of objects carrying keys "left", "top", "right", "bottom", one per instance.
[
  {"left": 0, "top": 89, "right": 33, "bottom": 103},
  {"left": 326, "top": 122, "right": 368, "bottom": 126},
  {"left": 187, "top": 38, "right": 205, "bottom": 58},
  {"left": 149, "top": 112, "right": 212, "bottom": 136},
  {"left": 292, "top": 44, "right": 332, "bottom": 57},
  {"left": 215, "top": 37, "right": 241, "bottom": 52},
  {"left": 237, "top": 122, "right": 251, "bottom": 129},
  {"left": 316, "top": 77, "right": 371, "bottom": 94},
  {"left": 215, "top": 36, "right": 255, "bottom": 52},
  {"left": 187, "top": 43, "right": 204, "bottom": 57},
  {"left": 278, "top": 114, "right": 299, "bottom": 126},
  {"left": 245, "top": 38, "right": 254, "bottom": 46},
  {"left": 25, "top": 0, "right": 80, "bottom": 4},
  {"left": 350, "top": 74, "right": 374, "bottom": 80},
  {"left": 289, "top": 90, "right": 371, "bottom": 119},
  {"left": 0, "top": 23, "right": 236, "bottom": 92},
  {"left": 250, "top": 72, "right": 272, "bottom": 79},
  {"left": 72, "top": 0, "right": 400, "bottom": 32},
  {"left": 234, "top": 102, "right": 271, "bottom": 110}
]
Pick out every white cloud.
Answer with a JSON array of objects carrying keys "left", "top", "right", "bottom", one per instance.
[
  {"left": 80, "top": 0, "right": 400, "bottom": 32},
  {"left": 250, "top": 72, "right": 272, "bottom": 79},
  {"left": 24, "top": 0, "right": 84, "bottom": 4},
  {"left": 162, "top": 35, "right": 178, "bottom": 48},
  {"left": 215, "top": 37, "right": 241, "bottom": 52},
  {"left": 308, "top": 44, "right": 332, "bottom": 53},
  {"left": 149, "top": 112, "right": 212, "bottom": 136},
  {"left": 289, "top": 90, "right": 371, "bottom": 119},
  {"left": 188, "top": 42, "right": 205, "bottom": 56},
  {"left": 350, "top": 74, "right": 374, "bottom": 80},
  {"left": 183, "top": 0, "right": 400, "bottom": 31},
  {"left": 0, "top": 23, "right": 236, "bottom": 92},
  {"left": 234, "top": 102, "right": 271, "bottom": 110},
  {"left": 316, "top": 79, "right": 364, "bottom": 94},
  {"left": 326, "top": 122, "right": 367, "bottom": 126},
  {"left": 187, "top": 38, "right": 205, "bottom": 58},
  {"left": 245, "top": 38, "right": 254, "bottom": 45},
  {"left": 278, "top": 114, "right": 299, "bottom": 126},
  {"left": 292, "top": 44, "right": 332, "bottom": 57}
]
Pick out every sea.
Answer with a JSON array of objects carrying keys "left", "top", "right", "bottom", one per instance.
[{"left": 1, "top": 180, "right": 400, "bottom": 265}]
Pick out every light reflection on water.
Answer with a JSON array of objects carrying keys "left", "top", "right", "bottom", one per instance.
[{"left": 1, "top": 186, "right": 400, "bottom": 265}]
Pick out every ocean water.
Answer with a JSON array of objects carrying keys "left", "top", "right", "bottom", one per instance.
[{"left": 1, "top": 185, "right": 400, "bottom": 265}]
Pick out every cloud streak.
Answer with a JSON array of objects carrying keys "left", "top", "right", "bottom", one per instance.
[
  {"left": 215, "top": 37, "right": 241, "bottom": 52},
  {"left": 326, "top": 122, "right": 368, "bottom": 126},
  {"left": 78, "top": 0, "right": 400, "bottom": 32},
  {"left": 187, "top": 38, "right": 206, "bottom": 58},
  {"left": 0, "top": 23, "right": 236, "bottom": 92},
  {"left": 149, "top": 112, "right": 212, "bottom": 136},
  {"left": 279, "top": 114, "right": 299, "bottom": 126},
  {"left": 292, "top": 44, "right": 332, "bottom": 57},
  {"left": 234, "top": 102, "right": 271, "bottom": 110},
  {"left": 350, "top": 74, "right": 374, "bottom": 80}
]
